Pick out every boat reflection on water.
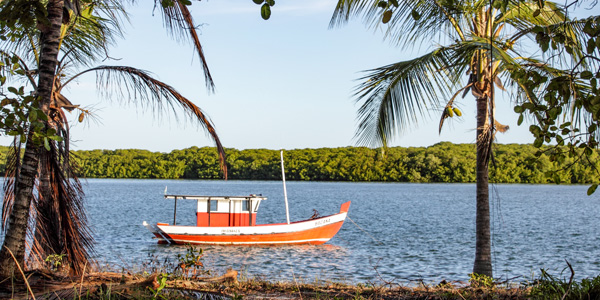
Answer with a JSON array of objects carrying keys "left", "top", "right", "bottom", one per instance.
[{"left": 140, "top": 242, "right": 351, "bottom": 282}]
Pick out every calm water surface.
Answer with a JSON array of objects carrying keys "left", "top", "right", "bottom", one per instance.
[{"left": 82, "top": 179, "right": 600, "bottom": 284}]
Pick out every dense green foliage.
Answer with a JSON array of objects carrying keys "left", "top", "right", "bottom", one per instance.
[{"left": 2, "top": 142, "right": 597, "bottom": 183}]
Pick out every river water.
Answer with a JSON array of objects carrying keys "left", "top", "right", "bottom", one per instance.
[{"left": 74, "top": 179, "right": 599, "bottom": 284}]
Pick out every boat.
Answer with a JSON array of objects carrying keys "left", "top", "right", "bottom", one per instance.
[{"left": 143, "top": 151, "right": 350, "bottom": 245}]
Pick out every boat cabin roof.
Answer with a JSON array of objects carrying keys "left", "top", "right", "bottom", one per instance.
[{"left": 164, "top": 194, "right": 267, "bottom": 201}]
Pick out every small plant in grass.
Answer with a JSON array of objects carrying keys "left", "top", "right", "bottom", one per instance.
[
  {"left": 45, "top": 254, "right": 65, "bottom": 272},
  {"left": 174, "top": 244, "right": 208, "bottom": 278},
  {"left": 469, "top": 272, "right": 495, "bottom": 288},
  {"left": 148, "top": 273, "right": 169, "bottom": 299},
  {"left": 529, "top": 268, "right": 600, "bottom": 299}
]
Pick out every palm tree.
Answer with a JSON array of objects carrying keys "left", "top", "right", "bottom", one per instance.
[
  {"left": 0, "top": 0, "right": 225, "bottom": 276},
  {"left": 330, "top": 0, "right": 583, "bottom": 277}
]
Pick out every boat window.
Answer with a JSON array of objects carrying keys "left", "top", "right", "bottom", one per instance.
[
  {"left": 210, "top": 200, "right": 217, "bottom": 212},
  {"left": 242, "top": 200, "right": 249, "bottom": 212}
]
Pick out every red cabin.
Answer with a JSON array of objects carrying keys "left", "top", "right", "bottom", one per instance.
[{"left": 164, "top": 195, "right": 267, "bottom": 227}]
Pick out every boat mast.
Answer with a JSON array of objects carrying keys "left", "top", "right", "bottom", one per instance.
[{"left": 281, "top": 150, "right": 290, "bottom": 224}]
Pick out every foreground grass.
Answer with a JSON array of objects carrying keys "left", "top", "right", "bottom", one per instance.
[
  {"left": 0, "top": 268, "right": 532, "bottom": 300},
  {"left": 4, "top": 267, "right": 600, "bottom": 299},
  {"left": 1, "top": 247, "right": 597, "bottom": 299}
]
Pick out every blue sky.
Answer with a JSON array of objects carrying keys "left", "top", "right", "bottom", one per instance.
[{"left": 2, "top": 0, "right": 538, "bottom": 152}]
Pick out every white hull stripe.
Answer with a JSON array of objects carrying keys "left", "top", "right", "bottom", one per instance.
[{"left": 157, "top": 212, "right": 347, "bottom": 236}]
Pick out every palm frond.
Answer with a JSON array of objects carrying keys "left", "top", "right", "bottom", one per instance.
[
  {"left": 329, "top": 0, "right": 379, "bottom": 28},
  {"left": 63, "top": 65, "right": 227, "bottom": 178},
  {"left": 353, "top": 46, "right": 463, "bottom": 147},
  {"left": 331, "top": 0, "right": 481, "bottom": 48},
  {"left": 33, "top": 118, "right": 93, "bottom": 275},
  {"left": 500, "top": 1, "right": 587, "bottom": 64},
  {"left": 157, "top": 0, "right": 215, "bottom": 92},
  {"left": 60, "top": 3, "right": 126, "bottom": 67}
]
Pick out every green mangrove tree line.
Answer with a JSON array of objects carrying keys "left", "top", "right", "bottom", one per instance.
[{"left": 0, "top": 142, "right": 597, "bottom": 183}]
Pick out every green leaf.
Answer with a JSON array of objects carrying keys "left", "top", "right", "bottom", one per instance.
[
  {"left": 382, "top": 10, "right": 393, "bottom": 24},
  {"left": 587, "top": 38, "right": 596, "bottom": 54},
  {"left": 517, "top": 114, "right": 524, "bottom": 126},
  {"left": 7, "top": 86, "right": 17, "bottom": 94},
  {"left": 252, "top": 0, "right": 264, "bottom": 4},
  {"left": 377, "top": 1, "right": 388, "bottom": 8},
  {"left": 581, "top": 70, "right": 594, "bottom": 79},
  {"left": 529, "top": 125, "right": 541, "bottom": 135},
  {"left": 533, "top": 137, "right": 543, "bottom": 148},
  {"left": 587, "top": 184, "right": 598, "bottom": 196},
  {"left": 389, "top": 0, "right": 399, "bottom": 7},
  {"left": 260, "top": 3, "right": 271, "bottom": 20},
  {"left": 514, "top": 105, "right": 524, "bottom": 113},
  {"left": 583, "top": 20, "right": 595, "bottom": 36},
  {"left": 589, "top": 123, "right": 597, "bottom": 133},
  {"left": 44, "top": 137, "right": 50, "bottom": 151},
  {"left": 532, "top": 26, "right": 543, "bottom": 33},
  {"left": 532, "top": 9, "right": 540, "bottom": 17},
  {"left": 49, "top": 135, "right": 64, "bottom": 142},
  {"left": 29, "top": 110, "right": 37, "bottom": 122},
  {"left": 265, "top": 0, "right": 275, "bottom": 6},
  {"left": 410, "top": 9, "right": 420, "bottom": 21}
]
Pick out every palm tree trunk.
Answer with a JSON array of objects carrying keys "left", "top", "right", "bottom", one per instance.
[
  {"left": 473, "top": 95, "right": 493, "bottom": 277},
  {"left": 0, "top": 131, "right": 40, "bottom": 277},
  {"left": 0, "top": 0, "right": 64, "bottom": 278}
]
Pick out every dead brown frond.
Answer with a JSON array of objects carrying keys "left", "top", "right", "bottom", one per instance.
[
  {"left": 159, "top": 0, "right": 215, "bottom": 92},
  {"left": 84, "top": 65, "right": 227, "bottom": 179},
  {"left": 30, "top": 108, "right": 94, "bottom": 276}
]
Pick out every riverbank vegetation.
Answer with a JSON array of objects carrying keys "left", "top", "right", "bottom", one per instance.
[
  {"left": 1, "top": 142, "right": 598, "bottom": 183},
  {"left": 1, "top": 246, "right": 598, "bottom": 299}
]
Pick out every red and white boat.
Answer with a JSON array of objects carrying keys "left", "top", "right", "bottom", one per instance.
[
  {"left": 143, "top": 151, "right": 350, "bottom": 245},
  {"left": 143, "top": 195, "right": 350, "bottom": 245}
]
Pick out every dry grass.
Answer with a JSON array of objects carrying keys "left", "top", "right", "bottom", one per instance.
[{"left": 0, "top": 267, "right": 532, "bottom": 299}]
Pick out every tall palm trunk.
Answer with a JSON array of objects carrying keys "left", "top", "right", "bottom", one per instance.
[
  {"left": 0, "top": 0, "right": 64, "bottom": 278},
  {"left": 0, "top": 132, "right": 41, "bottom": 276},
  {"left": 473, "top": 95, "right": 493, "bottom": 277}
]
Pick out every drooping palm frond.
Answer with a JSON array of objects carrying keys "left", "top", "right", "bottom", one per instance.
[
  {"left": 500, "top": 0, "right": 567, "bottom": 30},
  {"left": 62, "top": 65, "right": 227, "bottom": 178},
  {"left": 331, "top": 0, "right": 483, "bottom": 48},
  {"left": 329, "top": 0, "right": 380, "bottom": 29},
  {"left": 0, "top": 1, "right": 127, "bottom": 71},
  {"left": 33, "top": 121, "right": 92, "bottom": 275},
  {"left": 354, "top": 45, "right": 464, "bottom": 147},
  {"left": 60, "top": 3, "right": 126, "bottom": 67},
  {"left": 0, "top": 107, "right": 92, "bottom": 275},
  {"left": 156, "top": 0, "right": 214, "bottom": 92}
]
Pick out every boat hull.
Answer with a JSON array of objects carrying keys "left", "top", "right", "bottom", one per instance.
[{"left": 145, "top": 201, "right": 350, "bottom": 246}]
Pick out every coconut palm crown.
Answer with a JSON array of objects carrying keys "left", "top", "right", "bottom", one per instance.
[{"left": 330, "top": 0, "right": 585, "bottom": 277}]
